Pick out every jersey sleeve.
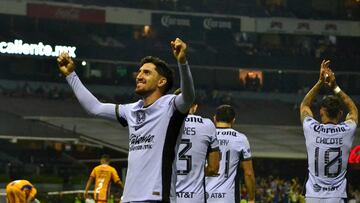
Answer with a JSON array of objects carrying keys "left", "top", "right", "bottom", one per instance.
[
  {"left": 90, "top": 168, "right": 96, "bottom": 178},
  {"left": 111, "top": 167, "right": 121, "bottom": 183},
  {"left": 29, "top": 187, "right": 37, "bottom": 198},
  {"left": 66, "top": 72, "right": 118, "bottom": 120},
  {"left": 240, "top": 136, "right": 252, "bottom": 160},
  {"left": 206, "top": 119, "right": 219, "bottom": 151},
  {"left": 344, "top": 119, "right": 357, "bottom": 132},
  {"left": 169, "top": 94, "right": 180, "bottom": 112},
  {"left": 115, "top": 104, "right": 129, "bottom": 127},
  {"left": 167, "top": 95, "right": 187, "bottom": 116},
  {"left": 302, "top": 116, "right": 319, "bottom": 138},
  {"left": 174, "top": 62, "right": 195, "bottom": 114}
]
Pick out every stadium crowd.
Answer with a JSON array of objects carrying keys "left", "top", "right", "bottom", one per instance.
[{"left": 251, "top": 177, "right": 360, "bottom": 203}]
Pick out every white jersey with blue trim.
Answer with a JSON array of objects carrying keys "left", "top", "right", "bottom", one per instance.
[
  {"left": 206, "top": 128, "right": 252, "bottom": 203},
  {"left": 303, "top": 116, "right": 356, "bottom": 198},
  {"left": 175, "top": 115, "right": 219, "bottom": 203},
  {"left": 117, "top": 94, "right": 187, "bottom": 203}
]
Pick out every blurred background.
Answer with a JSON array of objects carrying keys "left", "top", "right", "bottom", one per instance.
[{"left": 0, "top": 0, "right": 359, "bottom": 202}]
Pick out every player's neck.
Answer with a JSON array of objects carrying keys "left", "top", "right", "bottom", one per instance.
[
  {"left": 321, "top": 118, "right": 338, "bottom": 125},
  {"left": 143, "top": 91, "right": 163, "bottom": 107},
  {"left": 216, "top": 122, "right": 232, "bottom": 128}
]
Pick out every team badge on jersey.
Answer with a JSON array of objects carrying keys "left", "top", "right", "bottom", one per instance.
[
  {"left": 136, "top": 110, "right": 146, "bottom": 124},
  {"left": 313, "top": 184, "right": 321, "bottom": 192}
]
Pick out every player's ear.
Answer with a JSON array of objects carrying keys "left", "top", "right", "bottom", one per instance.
[
  {"left": 158, "top": 77, "right": 167, "bottom": 88},
  {"left": 213, "top": 116, "right": 217, "bottom": 123},
  {"left": 231, "top": 118, "right": 236, "bottom": 125}
]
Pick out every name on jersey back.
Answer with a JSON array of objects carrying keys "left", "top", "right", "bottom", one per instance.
[
  {"left": 183, "top": 117, "right": 203, "bottom": 136},
  {"left": 217, "top": 131, "right": 235, "bottom": 146},
  {"left": 312, "top": 125, "right": 345, "bottom": 145}
]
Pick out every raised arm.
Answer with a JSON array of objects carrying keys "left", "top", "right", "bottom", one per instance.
[
  {"left": 300, "top": 60, "right": 329, "bottom": 123},
  {"left": 325, "top": 68, "right": 358, "bottom": 125},
  {"left": 57, "top": 52, "right": 117, "bottom": 120},
  {"left": 171, "top": 38, "right": 195, "bottom": 113}
]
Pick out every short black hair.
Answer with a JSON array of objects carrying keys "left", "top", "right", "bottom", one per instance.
[
  {"left": 320, "top": 95, "right": 342, "bottom": 119},
  {"left": 140, "top": 56, "right": 174, "bottom": 94},
  {"left": 215, "top": 105, "right": 235, "bottom": 123},
  {"left": 101, "top": 154, "right": 110, "bottom": 162}
]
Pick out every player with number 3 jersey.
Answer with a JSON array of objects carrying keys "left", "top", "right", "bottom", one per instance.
[
  {"left": 174, "top": 89, "right": 220, "bottom": 203},
  {"left": 300, "top": 60, "right": 358, "bottom": 203}
]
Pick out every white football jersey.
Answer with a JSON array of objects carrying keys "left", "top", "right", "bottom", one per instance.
[
  {"left": 117, "top": 94, "right": 187, "bottom": 202},
  {"left": 206, "top": 128, "right": 252, "bottom": 203},
  {"left": 303, "top": 117, "right": 356, "bottom": 198},
  {"left": 176, "top": 115, "right": 219, "bottom": 203}
]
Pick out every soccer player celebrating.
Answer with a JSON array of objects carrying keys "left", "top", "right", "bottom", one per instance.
[
  {"left": 174, "top": 89, "right": 220, "bottom": 203},
  {"left": 6, "top": 180, "right": 37, "bottom": 203},
  {"left": 300, "top": 60, "right": 358, "bottom": 203},
  {"left": 84, "top": 155, "right": 124, "bottom": 203},
  {"left": 206, "top": 105, "right": 255, "bottom": 203},
  {"left": 57, "top": 38, "right": 195, "bottom": 203}
]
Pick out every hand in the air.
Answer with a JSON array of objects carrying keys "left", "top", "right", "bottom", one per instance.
[
  {"left": 57, "top": 52, "right": 75, "bottom": 76},
  {"left": 171, "top": 38, "right": 187, "bottom": 64}
]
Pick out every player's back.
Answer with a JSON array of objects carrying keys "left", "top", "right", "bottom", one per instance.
[
  {"left": 91, "top": 164, "right": 119, "bottom": 201},
  {"left": 6, "top": 180, "right": 37, "bottom": 203},
  {"left": 176, "top": 115, "right": 218, "bottom": 203},
  {"left": 7, "top": 180, "right": 33, "bottom": 190},
  {"left": 303, "top": 117, "right": 356, "bottom": 198},
  {"left": 206, "top": 128, "right": 252, "bottom": 203}
]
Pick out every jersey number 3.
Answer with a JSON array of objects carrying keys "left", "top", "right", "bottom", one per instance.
[{"left": 177, "top": 139, "right": 192, "bottom": 175}]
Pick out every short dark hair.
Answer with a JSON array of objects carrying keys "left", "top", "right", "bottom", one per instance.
[
  {"left": 215, "top": 105, "right": 235, "bottom": 123},
  {"left": 320, "top": 95, "right": 342, "bottom": 119},
  {"left": 101, "top": 154, "right": 110, "bottom": 162},
  {"left": 140, "top": 56, "right": 174, "bottom": 94}
]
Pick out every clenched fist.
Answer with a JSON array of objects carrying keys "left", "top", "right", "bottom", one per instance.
[
  {"left": 57, "top": 52, "right": 75, "bottom": 76},
  {"left": 171, "top": 38, "right": 187, "bottom": 64}
]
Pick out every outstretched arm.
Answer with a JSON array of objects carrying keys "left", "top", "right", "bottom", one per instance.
[
  {"left": 325, "top": 68, "right": 358, "bottom": 125},
  {"left": 58, "top": 52, "right": 117, "bottom": 120},
  {"left": 171, "top": 38, "right": 195, "bottom": 113},
  {"left": 300, "top": 60, "right": 329, "bottom": 123}
]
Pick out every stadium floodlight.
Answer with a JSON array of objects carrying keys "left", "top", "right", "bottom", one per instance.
[{"left": 0, "top": 39, "right": 77, "bottom": 58}]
